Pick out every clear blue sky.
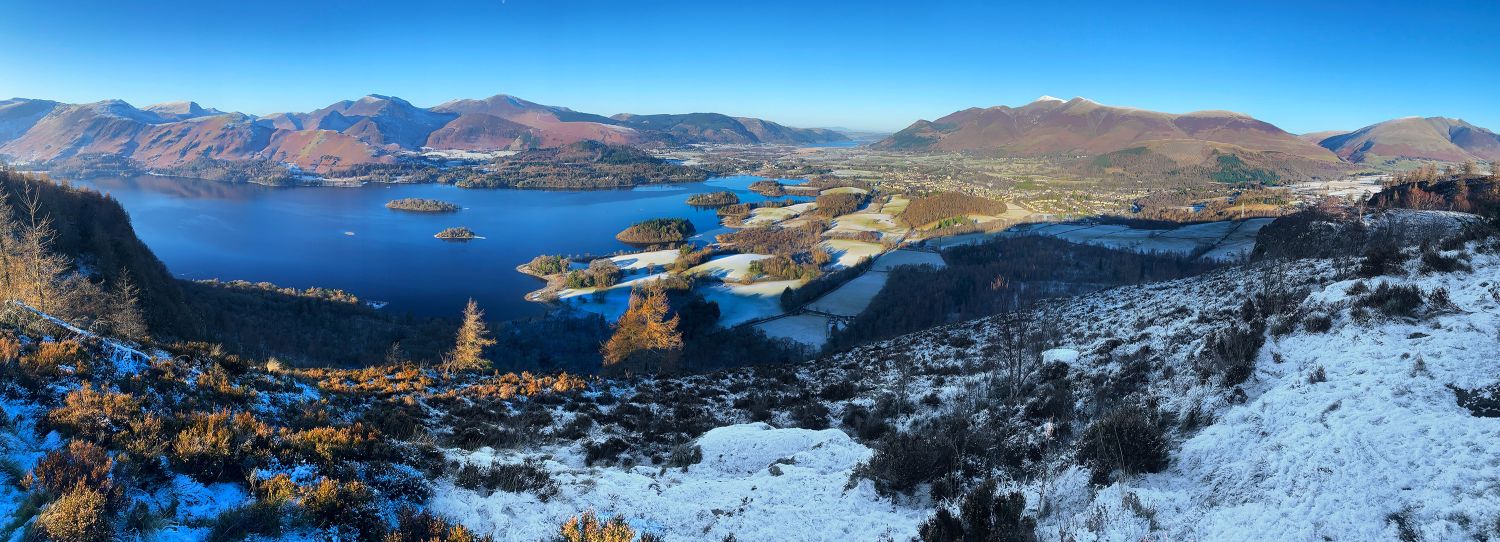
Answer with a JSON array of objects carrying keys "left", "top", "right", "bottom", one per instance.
[{"left": 1, "top": 0, "right": 1495, "bottom": 133}]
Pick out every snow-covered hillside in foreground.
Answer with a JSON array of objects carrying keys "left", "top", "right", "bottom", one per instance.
[
  {"left": 1032, "top": 256, "right": 1500, "bottom": 540},
  {"left": 408, "top": 233, "right": 1500, "bottom": 540},
  {"left": 1, "top": 211, "right": 1496, "bottom": 541}
]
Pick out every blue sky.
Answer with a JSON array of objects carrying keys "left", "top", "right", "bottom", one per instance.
[{"left": 1, "top": 0, "right": 1495, "bottom": 133}]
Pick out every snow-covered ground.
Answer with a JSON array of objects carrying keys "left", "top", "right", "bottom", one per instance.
[
  {"left": 435, "top": 423, "right": 925, "bottom": 541},
  {"left": 687, "top": 253, "right": 772, "bottom": 282},
  {"left": 1040, "top": 247, "right": 1500, "bottom": 541},
  {"left": 753, "top": 313, "right": 832, "bottom": 348},
  {"left": 818, "top": 239, "right": 884, "bottom": 268},
  {"left": 703, "top": 280, "right": 802, "bottom": 326}
]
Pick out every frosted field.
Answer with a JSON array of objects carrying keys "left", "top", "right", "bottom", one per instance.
[
  {"left": 871, "top": 249, "right": 945, "bottom": 271},
  {"left": 819, "top": 186, "right": 869, "bottom": 195},
  {"left": 880, "top": 195, "right": 910, "bottom": 216},
  {"left": 434, "top": 423, "right": 923, "bottom": 541},
  {"left": 566, "top": 250, "right": 680, "bottom": 272},
  {"left": 818, "top": 239, "right": 884, "bottom": 268},
  {"left": 687, "top": 253, "right": 771, "bottom": 282},
  {"left": 826, "top": 212, "right": 906, "bottom": 239},
  {"left": 807, "top": 272, "right": 888, "bottom": 316},
  {"left": 744, "top": 202, "right": 816, "bottom": 227},
  {"left": 753, "top": 313, "right": 832, "bottom": 348},
  {"left": 703, "top": 279, "right": 802, "bottom": 326}
]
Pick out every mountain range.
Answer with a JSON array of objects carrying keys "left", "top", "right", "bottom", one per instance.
[
  {"left": 1310, "top": 116, "right": 1500, "bottom": 164},
  {"left": 876, "top": 96, "right": 1499, "bottom": 167},
  {"left": 0, "top": 94, "right": 848, "bottom": 173}
]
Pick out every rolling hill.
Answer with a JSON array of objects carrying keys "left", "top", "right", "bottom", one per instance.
[
  {"left": 1314, "top": 116, "right": 1500, "bottom": 163},
  {"left": 0, "top": 94, "right": 846, "bottom": 174}
]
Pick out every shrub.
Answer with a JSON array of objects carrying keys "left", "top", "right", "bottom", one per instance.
[
  {"left": 855, "top": 428, "right": 957, "bottom": 497},
  {"left": 1199, "top": 322, "right": 1265, "bottom": 387},
  {"left": 171, "top": 410, "right": 273, "bottom": 483},
  {"left": 1303, "top": 312, "right": 1333, "bottom": 333},
  {"left": 20, "top": 340, "right": 89, "bottom": 380},
  {"left": 918, "top": 479, "right": 1037, "bottom": 542},
  {"left": 205, "top": 502, "right": 284, "bottom": 542},
  {"left": 558, "top": 510, "right": 658, "bottom": 542},
  {"left": 0, "top": 333, "right": 19, "bottom": 363},
  {"left": 452, "top": 460, "right": 557, "bottom": 501},
  {"left": 1420, "top": 249, "right": 1470, "bottom": 274},
  {"left": 790, "top": 401, "right": 831, "bottom": 430},
  {"left": 840, "top": 404, "right": 889, "bottom": 440},
  {"left": 25, "top": 440, "right": 115, "bottom": 498},
  {"left": 1356, "top": 283, "right": 1425, "bottom": 317},
  {"left": 1357, "top": 242, "right": 1405, "bottom": 277},
  {"left": 387, "top": 507, "right": 495, "bottom": 542},
  {"left": 1077, "top": 406, "right": 1168, "bottom": 485},
  {"left": 299, "top": 478, "right": 383, "bottom": 540},
  {"left": 31, "top": 486, "right": 115, "bottom": 542},
  {"left": 43, "top": 385, "right": 142, "bottom": 446}
]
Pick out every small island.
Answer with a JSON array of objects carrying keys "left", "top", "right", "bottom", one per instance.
[
  {"left": 434, "top": 226, "right": 480, "bottom": 240},
  {"left": 686, "top": 191, "right": 740, "bottom": 207},
  {"left": 748, "top": 180, "right": 786, "bottom": 197},
  {"left": 386, "top": 197, "right": 461, "bottom": 212},
  {"left": 616, "top": 218, "right": 695, "bottom": 244}
]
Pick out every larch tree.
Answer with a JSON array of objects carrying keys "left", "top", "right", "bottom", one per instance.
[
  {"left": 443, "top": 298, "right": 496, "bottom": 374},
  {"left": 105, "top": 270, "right": 148, "bottom": 341},
  {"left": 601, "top": 281, "right": 682, "bottom": 372}
]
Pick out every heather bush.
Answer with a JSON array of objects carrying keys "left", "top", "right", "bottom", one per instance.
[
  {"left": 20, "top": 340, "right": 88, "bottom": 380},
  {"left": 918, "top": 479, "right": 1037, "bottom": 542},
  {"left": 299, "top": 478, "right": 384, "bottom": 541},
  {"left": 30, "top": 486, "right": 115, "bottom": 542},
  {"left": 1077, "top": 405, "right": 1169, "bottom": 485},
  {"left": 25, "top": 440, "right": 115, "bottom": 499},
  {"left": 43, "top": 384, "right": 142, "bottom": 446},
  {"left": 1357, "top": 283, "right": 1425, "bottom": 317},
  {"left": 388, "top": 507, "right": 495, "bottom": 542},
  {"left": 170, "top": 409, "right": 274, "bottom": 483}
]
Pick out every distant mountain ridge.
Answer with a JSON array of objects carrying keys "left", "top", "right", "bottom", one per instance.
[
  {"left": 875, "top": 96, "right": 1340, "bottom": 163},
  {"left": 1313, "top": 116, "right": 1500, "bottom": 163},
  {"left": 0, "top": 94, "right": 848, "bottom": 173}
]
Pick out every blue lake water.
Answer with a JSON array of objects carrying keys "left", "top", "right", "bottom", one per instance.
[{"left": 64, "top": 175, "right": 805, "bottom": 320}]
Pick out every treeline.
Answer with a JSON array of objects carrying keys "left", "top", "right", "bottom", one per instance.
[
  {"left": 1371, "top": 174, "right": 1500, "bottom": 220},
  {"left": 900, "top": 192, "right": 1007, "bottom": 228},
  {"left": 525, "top": 254, "right": 569, "bottom": 275},
  {"left": 0, "top": 168, "right": 187, "bottom": 336},
  {"left": 616, "top": 218, "right": 695, "bottom": 244},
  {"left": 385, "top": 198, "right": 460, "bottom": 212},
  {"left": 564, "top": 259, "right": 621, "bottom": 289},
  {"left": 827, "top": 236, "right": 1221, "bottom": 350},
  {"left": 434, "top": 226, "right": 478, "bottom": 239},
  {"left": 179, "top": 280, "right": 455, "bottom": 367},
  {"left": 330, "top": 141, "right": 710, "bottom": 189},
  {"left": 716, "top": 221, "right": 826, "bottom": 254},
  {"left": 815, "top": 192, "right": 866, "bottom": 217},
  {"left": 153, "top": 157, "right": 299, "bottom": 185},
  {"left": 746, "top": 254, "right": 823, "bottom": 282},
  {"left": 686, "top": 191, "right": 739, "bottom": 207}
]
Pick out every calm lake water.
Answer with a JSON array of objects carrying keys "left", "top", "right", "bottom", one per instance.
[{"left": 64, "top": 174, "right": 804, "bottom": 320}]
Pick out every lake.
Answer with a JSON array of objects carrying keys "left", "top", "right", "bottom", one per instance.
[{"left": 63, "top": 174, "right": 805, "bottom": 320}]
